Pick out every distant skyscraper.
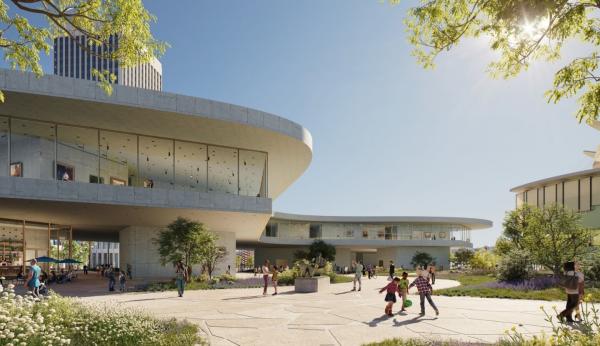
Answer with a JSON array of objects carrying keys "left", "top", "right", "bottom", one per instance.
[{"left": 53, "top": 34, "right": 162, "bottom": 91}]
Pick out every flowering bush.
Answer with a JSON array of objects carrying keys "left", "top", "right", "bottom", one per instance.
[
  {"left": 485, "top": 276, "right": 558, "bottom": 291},
  {"left": 0, "top": 283, "right": 203, "bottom": 346}
]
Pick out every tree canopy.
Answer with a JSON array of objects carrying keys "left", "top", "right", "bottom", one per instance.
[
  {"left": 308, "top": 240, "right": 336, "bottom": 262},
  {"left": 154, "top": 217, "right": 212, "bottom": 279},
  {"left": 397, "top": 0, "right": 600, "bottom": 123},
  {"left": 0, "top": 0, "right": 166, "bottom": 99},
  {"left": 499, "top": 204, "right": 592, "bottom": 275},
  {"left": 452, "top": 248, "right": 474, "bottom": 266},
  {"left": 411, "top": 251, "right": 434, "bottom": 268}
]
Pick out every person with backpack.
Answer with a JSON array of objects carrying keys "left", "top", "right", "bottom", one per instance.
[{"left": 558, "top": 261, "right": 584, "bottom": 323}]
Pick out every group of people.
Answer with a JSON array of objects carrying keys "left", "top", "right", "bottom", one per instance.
[
  {"left": 260, "top": 259, "right": 280, "bottom": 295},
  {"left": 100, "top": 264, "right": 127, "bottom": 292}
]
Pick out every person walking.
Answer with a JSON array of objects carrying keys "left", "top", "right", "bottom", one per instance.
[
  {"left": 558, "top": 261, "right": 583, "bottom": 323},
  {"left": 107, "top": 266, "right": 116, "bottom": 292},
  {"left": 127, "top": 263, "right": 132, "bottom": 280},
  {"left": 272, "top": 265, "right": 279, "bottom": 296},
  {"left": 83, "top": 265, "right": 88, "bottom": 275},
  {"left": 388, "top": 261, "right": 395, "bottom": 280},
  {"left": 262, "top": 260, "right": 270, "bottom": 296},
  {"left": 399, "top": 272, "right": 409, "bottom": 312},
  {"left": 574, "top": 262, "right": 585, "bottom": 321},
  {"left": 367, "top": 264, "right": 373, "bottom": 279},
  {"left": 119, "top": 270, "right": 127, "bottom": 292},
  {"left": 26, "top": 259, "right": 41, "bottom": 297},
  {"left": 409, "top": 272, "right": 439, "bottom": 316},
  {"left": 379, "top": 277, "right": 401, "bottom": 316},
  {"left": 175, "top": 260, "right": 187, "bottom": 297},
  {"left": 428, "top": 264, "right": 436, "bottom": 285},
  {"left": 352, "top": 260, "right": 363, "bottom": 291}
]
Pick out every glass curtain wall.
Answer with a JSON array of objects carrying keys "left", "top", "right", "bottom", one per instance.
[
  {"left": 1, "top": 116, "right": 267, "bottom": 196},
  {"left": 100, "top": 130, "right": 137, "bottom": 186},
  {"left": 0, "top": 117, "right": 7, "bottom": 176},
  {"left": 10, "top": 119, "right": 55, "bottom": 180},
  {"left": 57, "top": 125, "right": 98, "bottom": 183}
]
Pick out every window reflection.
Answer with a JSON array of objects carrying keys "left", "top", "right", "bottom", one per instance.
[
  {"left": 2, "top": 117, "right": 267, "bottom": 196},
  {"left": 0, "top": 117, "right": 7, "bottom": 176},
  {"left": 174, "top": 141, "right": 207, "bottom": 191},
  {"left": 10, "top": 119, "right": 55, "bottom": 180},
  {"left": 208, "top": 146, "right": 238, "bottom": 194},
  {"left": 239, "top": 150, "right": 267, "bottom": 197},
  {"left": 57, "top": 125, "right": 98, "bottom": 183},
  {"left": 139, "top": 136, "right": 174, "bottom": 189}
]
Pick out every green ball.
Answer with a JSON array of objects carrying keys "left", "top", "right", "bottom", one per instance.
[{"left": 404, "top": 299, "right": 413, "bottom": 308}]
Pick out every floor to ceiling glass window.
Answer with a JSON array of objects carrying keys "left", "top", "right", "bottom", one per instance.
[
  {"left": 239, "top": 150, "right": 267, "bottom": 197},
  {"left": 10, "top": 119, "right": 55, "bottom": 180},
  {"left": 99, "top": 130, "right": 137, "bottom": 186},
  {"left": 208, "top": 146, "right": 238, "bottom": 194},
  {"left": 139, "top": 136, "right": 174, "bottom": 189},
  {"left": 56, "top": 125, "right": 98, "bottom": 183},
  {"left": 174, "top": 141, "right": 207, "bottom": 191},
  {"left": 0, "top": 117, "right": 7, "bottom": 176}
]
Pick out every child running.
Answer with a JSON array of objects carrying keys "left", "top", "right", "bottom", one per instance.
[
  {"left": 379, "top": 277, "right": 401, "bottom": 316},
  {"left": 409, "top": 272, "right": 439, "bottom": 316},
  {"left": 398, "top": 272, "right": 409, "bottom": 312}
]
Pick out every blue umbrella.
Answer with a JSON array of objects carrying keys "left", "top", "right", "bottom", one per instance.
[
  {"left": 58, "top": 258, "right": 82, "bottom": 264},
  {"left": 31, "top": 256, "right": 58, "bottom": 263}
]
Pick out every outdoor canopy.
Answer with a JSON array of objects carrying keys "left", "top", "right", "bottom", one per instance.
[
  {"left": 57, "top": 259, "right": 82, "bottom": 264},
  {"left": 30, "top": 256, "right": 58, "bottom": 263}
]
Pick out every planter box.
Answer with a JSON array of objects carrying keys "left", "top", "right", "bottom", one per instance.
[{"left": 294, "top": 276, "right": 330, "bottom": 293}]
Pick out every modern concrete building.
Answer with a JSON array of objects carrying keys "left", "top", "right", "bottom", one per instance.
[
  {"left": 0, "top": 69, "right": 311, "bottom": 278},
  {"left": 0, "top": 68, "right": 491, "bottom": 279},
  {"left": 54, "top": 34, "right": 163, "bottom": 91},
  {"left": 89, "top": 241, "right": 120, "bottom": 268},
  {"left": 511, "top": 121, "right": 600, "bottom": 245},
  {"left": 246, "top": 213, "right": 491, "bottom": 270}
]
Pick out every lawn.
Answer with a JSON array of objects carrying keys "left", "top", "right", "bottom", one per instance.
[{"left": 433, "top": 272, "right": 600, "bottom": 302}]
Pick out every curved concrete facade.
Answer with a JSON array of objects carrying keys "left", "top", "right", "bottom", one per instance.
[
  {"left": 247, "top": 213, "right": 492, "bottom": 271},
  {"left": 0, "top": 69, "right": 312, "bottom": 278},
  {"left": 510, "top": 121, "right": 600, "bottom": 245}
]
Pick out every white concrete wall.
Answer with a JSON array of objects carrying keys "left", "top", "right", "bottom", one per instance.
[
  {"left": 254, "top": 247, "right": 307, "bottom": 269},
  {"left": 120, "top": 226, "right": 235, "bottom": 279}
]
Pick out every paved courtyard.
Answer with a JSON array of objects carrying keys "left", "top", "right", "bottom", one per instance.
[{"left": 69, "top": 274, "right": 561, "bottom": 346}]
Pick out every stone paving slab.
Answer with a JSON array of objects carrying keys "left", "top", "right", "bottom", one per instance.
[{"left": 77, "top": 275, "right": 564, "bottom": 346}]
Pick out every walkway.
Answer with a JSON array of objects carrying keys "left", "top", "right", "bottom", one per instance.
[{"left": 77, "top": 275, "right": 559, "bottom": 346}]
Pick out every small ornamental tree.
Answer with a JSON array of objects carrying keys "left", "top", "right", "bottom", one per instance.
[
  {"left": 411, "top": 251, "right": 434, "bottom": 268},
  {"left": 500, "top": 204, "right": 592, "bottom": 276},
  {"left": 200, "top": 232, "right": 228, "bottom": 279},
  {"left": 293, "top": 249, "right": 310, "bottom": 261},
  {"left": 308, "top": 240, "right": 336, "bottom": 262},
  {"left": 154, "top": 217, "right": 213, "bottom": 281},
  {"left": 469, "top": 248, "right": 498, "bottom": 272},
  {"left": 453, "top": 248, "right": 474, "bottom": 267}
]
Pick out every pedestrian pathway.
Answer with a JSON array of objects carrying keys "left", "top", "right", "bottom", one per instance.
[{"left": 79, "top": 275, "right": 560, "bottom": 346}]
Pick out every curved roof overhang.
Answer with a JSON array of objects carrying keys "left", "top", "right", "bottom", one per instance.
[
  {"left": 510, "top": 168, "right": 600, "bottom": 193},
  {"left": 0, "top": 69, "right": 313, "bottom": 199},
  {"left": 272, "top": 212, "right": 492, "bottom": 230}
]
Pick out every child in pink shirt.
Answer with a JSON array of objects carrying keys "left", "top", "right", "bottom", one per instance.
[{"left": 379, "top": 277, "right": 401, "bottom": 316}]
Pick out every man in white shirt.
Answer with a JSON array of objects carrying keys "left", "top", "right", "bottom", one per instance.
[{"left": 352, "top": 260, "right": 363, "bottom": 291}]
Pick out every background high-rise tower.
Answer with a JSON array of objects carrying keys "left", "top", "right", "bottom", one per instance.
[{"left": 53, "top": 34, "right": 162, "bottom": 91}]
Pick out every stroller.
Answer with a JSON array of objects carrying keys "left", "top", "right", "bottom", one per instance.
[{"left": 38, "top": 282, "right": 49, "bottom": 296}]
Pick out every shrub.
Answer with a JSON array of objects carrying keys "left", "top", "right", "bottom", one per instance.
[
  {"left": 0, "top": 283, "right": 203, "bottom": 345},
  {"left": 469, "top": 248, "right": 498, "bottom": 273},
  {"left": 497, "top": 249, "right": 534, "bottom": 282},
  {"left": 277, "top": 269, "right": 297, "bottom": 285},
  {"left": 218, "top": 273, "right": 236, "bottom": 282},
  {"left": 411, "top": 251, "right": 434, "bottom": 268}
]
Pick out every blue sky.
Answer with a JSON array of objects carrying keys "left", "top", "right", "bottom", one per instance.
[{"left": 18, "top": 1, "right": 600, "bottom": 247}]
